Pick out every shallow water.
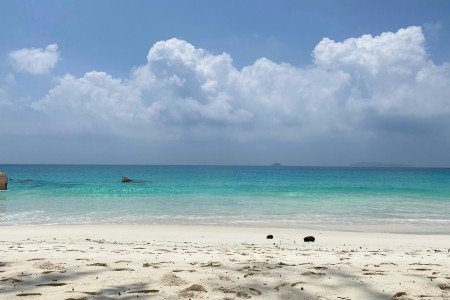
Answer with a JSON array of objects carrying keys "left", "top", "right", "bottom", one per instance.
[{"left": 0, "top": 165, "right": 449, "bottom": 232}]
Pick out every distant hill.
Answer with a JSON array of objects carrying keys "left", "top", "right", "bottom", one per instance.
[
  {"left": 271, "top": 163, "right": 282, "bottom": 167},
  {"left": 348, "top": 161, "right": 413, "bottom": 168}
]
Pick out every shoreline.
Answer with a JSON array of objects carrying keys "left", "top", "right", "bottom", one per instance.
[
  {"left": 1, "top": 222, "right": 450, "bottom": 235},
  {"left": 1, "top": 224, "right": 449, "bottom": 299},
  {"left": 2, "top": 223, "right": 450, "bottom": 245}
]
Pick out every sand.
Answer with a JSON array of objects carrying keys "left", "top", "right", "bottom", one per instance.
[{"left": 0, "top": 224, "right": 449, "bottom": 299}]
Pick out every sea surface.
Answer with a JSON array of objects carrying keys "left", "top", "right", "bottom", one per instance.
[{"left": 1, "top": 165, "right": 449, "bottom": 232}]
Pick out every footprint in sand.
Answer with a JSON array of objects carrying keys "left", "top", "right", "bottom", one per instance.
[
  {"left": 291, "top": 282, "right": 305, "bottom": 287},
  {"left": 33, "top": 261, "right": 66, "bottom": 273},
  {"left": 214, "top": 286, "right": 257, "bottom": 298},
  {"left": 179, "top": 284, "right": 207, "bottom": 298},
  {"left": 301, "top": 271, "right": 326, "bottom": 276},
  {"left": 218, "top": 275, "right": 232, "bottom": 282},
  {"left": 36, "top": 282, "right": 67, "bottom": 286},
  {"left": 143, "top": 261, "right": 174, "bottom": 268},
  {"left": 69, "top": 291, "right": 99, "bottom": 296},
  {"left": 16, "top": 293, "right": 42, "bottom": 297},
  {"left": 87, "top": 262, "right": 108, "bottom": 267},
  {"left": 201, "top": 261, "right": 222, "bottom": 267},
  {"left": 437, "top": 283, "right": 450, "bottom": 290},
  {"left": 274, "top": 283, "right": 287, "bottom": 291},
  {"left": 161, "top": 273, "right": 188, "bottom": 286},
  {"left": 173, "top": 269, "right": 196, "bottom": 273},
  {"left": 128, "top": 289, "right": 159, "bottom": 294},
  {"left": 1, "top": 278, "right": 23, "bottom": 283},
  {"left": 362, "top": 269, "right": 385, "bottom": 275}
]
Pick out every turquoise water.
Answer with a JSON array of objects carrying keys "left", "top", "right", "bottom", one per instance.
[{"left": 1, "top": 165, "right": 449, "bottom": 231}]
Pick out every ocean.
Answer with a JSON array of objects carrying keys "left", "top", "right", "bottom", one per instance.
[{"left": 1, "top": 165, "right": 449, "bottom": 232}]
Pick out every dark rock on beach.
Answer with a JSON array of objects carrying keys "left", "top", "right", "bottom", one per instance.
[
  {"left": 304, "top": 236, "right": 315, "bottom": 242},
  {"left": 0, "top": 172, "right": 8, "bottom": 190},
  {"left": 266, "top": 234, "right": 273, "bottom": 239}
]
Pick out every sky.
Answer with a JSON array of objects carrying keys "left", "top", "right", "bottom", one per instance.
[{"left": 0, "top": 0, "right": 449, "bottom": 166}]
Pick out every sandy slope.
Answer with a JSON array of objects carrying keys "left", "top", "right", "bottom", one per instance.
[{"left": 0, "top": 225, "right": 449, "bottom": 299}]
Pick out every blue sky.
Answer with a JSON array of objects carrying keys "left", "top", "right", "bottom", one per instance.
[{"left": 1, "top": 1, "right": 450, "bottom": 166}]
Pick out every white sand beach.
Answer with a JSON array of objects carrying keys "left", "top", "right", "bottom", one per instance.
[{"left": 1, "top": 225, "right": 449, "bottom": 299}]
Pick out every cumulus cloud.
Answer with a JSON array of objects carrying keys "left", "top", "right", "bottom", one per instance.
[
  {"left": 314, "top": 26, "right": 428, "bottom": 75},
  {"left": 10, "top": 44, "right": 60, "bottom": 74},
  {"left": 317, "top": 27, "right": 449, "bottom": 118},
  {"left": 27, "top": 27, "right": 450, "bottom": 149}
]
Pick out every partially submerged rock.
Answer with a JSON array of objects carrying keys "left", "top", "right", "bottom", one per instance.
[
  {"left": 0, "top": 172, "right": 8, "bottom": 190},
  {"left": 121, "top": 176, "right": 133, "bottom": 183}
]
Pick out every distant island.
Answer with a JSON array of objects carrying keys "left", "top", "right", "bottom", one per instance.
[
  {"left": 348, "top": 161, "right": 413, "bottom": 168},
  {"left": 271, "top": 163, "right": 282, "bottom": 167}
]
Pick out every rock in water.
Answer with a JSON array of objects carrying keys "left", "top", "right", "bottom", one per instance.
[
  {"left": 0, "top": 172, "right": 8, "bottom": 190},
  {"left": 266, "top": 234, "right": 273, "bottom": 239},
  {"left": 121, "top": 176, "right": 133, "bottom": 183},
  {"left": 304, "top": 236, "right": 315, "bottom": 242}
]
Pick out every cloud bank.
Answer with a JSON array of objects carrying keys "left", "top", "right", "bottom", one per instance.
[
  {"left": 9, "top": 44, "right": 60, "bottom": 74},
  {"left": 3, "top": 26, "right": 450, "bottom": 165}
]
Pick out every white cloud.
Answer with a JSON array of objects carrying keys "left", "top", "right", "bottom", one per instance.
[
  {"left": 31, "top": 71, "right": 149, "bottom": 137},
  {"left": 27, "top": 27, "right": 450, "bottom": 145},
  {"left": 10, "top": 44, "right": 60, "bottom": 74},
  {"left": 314, "top": 26, "right": 428, "bottom": 75}
]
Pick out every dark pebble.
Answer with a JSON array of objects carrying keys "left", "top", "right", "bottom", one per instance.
[{"left": 304, "top": 236, "right": 315, "bottom": 242}]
